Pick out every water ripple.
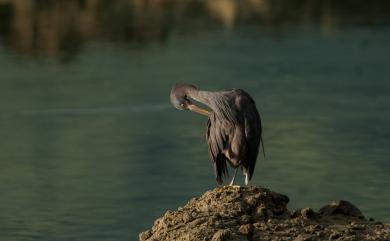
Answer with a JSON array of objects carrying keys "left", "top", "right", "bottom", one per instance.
[{"left": 0, "top": 104, "right": 171, "bottom": 117}]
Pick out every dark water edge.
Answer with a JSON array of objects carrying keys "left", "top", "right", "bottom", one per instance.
[{"left": 0, "top": 1, "right": 389, "bottom": 240}]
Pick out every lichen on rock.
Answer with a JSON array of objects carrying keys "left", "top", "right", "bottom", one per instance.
[{"left": 139, "top": 186, "right": 390, "bottom": 241}]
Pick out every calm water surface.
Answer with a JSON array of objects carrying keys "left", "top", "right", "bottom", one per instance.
[{"left": 0, "top": 1, "right": 389, "bottom": 240}]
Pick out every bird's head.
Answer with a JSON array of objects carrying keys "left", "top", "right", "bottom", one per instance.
[
  {"left": 170, "top": 83, "right": 197, "bottom": 111},
  {"left": 170, "top": 83, "right": 211, "bottom": 116}
]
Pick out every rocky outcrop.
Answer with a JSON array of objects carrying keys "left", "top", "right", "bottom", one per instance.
[{"left": 139, "top": 186, "right": 389, "bottom": 241}]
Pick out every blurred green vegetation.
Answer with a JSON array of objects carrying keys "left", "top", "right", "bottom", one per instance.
[{"left": 0, "top": 0, "right": 389, "bottom": 60}]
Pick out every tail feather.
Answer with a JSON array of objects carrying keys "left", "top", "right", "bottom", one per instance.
[{"left": 214, "top": 153, "right": 228, "bottom": 185}]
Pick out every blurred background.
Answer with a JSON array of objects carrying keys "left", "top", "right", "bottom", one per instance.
[{"left": 0, "top": 0, "right": 389, "bottom": 240}]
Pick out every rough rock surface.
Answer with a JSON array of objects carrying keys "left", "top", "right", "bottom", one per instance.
[{"left": 139, "top": 186, "right": 389, "bottom": 241}]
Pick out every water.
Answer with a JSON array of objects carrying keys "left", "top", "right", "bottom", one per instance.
[{"left": 0, "top": 0, "right": 389, "bottom": 240}]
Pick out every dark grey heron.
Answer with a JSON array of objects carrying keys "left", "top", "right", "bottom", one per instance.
[{"left": 170, "top": 84, "right": 264, "bottom": 186}]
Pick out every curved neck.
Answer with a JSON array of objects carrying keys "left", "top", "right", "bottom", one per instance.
[
  {"left": 187, "top": 89, "right": 212, "bottom": 106},
  {"left": 187, "top": 88, "right": 236, "bottom": 123}
]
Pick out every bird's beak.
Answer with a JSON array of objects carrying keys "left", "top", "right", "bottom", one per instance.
[{"left": 187, "top": 104, "right": 211, "bottom": 117}]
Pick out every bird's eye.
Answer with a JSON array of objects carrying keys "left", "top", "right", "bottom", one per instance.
[{"left": 180, "top": 103, "right": 185, "bottom": 107}]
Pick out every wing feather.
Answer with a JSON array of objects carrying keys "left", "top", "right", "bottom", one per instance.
[
  {"left": 205, "top": 89, "right": 263, "bottom": 184},
  {"left": 235, "top": 90, "right": 262, "bottom": 180},
  {"left": 206, "top": 113, "right": 229, "bottom": 185}
]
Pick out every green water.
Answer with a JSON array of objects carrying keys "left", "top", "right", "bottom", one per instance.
[{"left": 0, "top": 1, "right": 389, "bottom": 240}]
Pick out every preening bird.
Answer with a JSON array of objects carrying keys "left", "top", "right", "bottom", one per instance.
[{"left": 170, "top": 84, "right": 264, "bottom": 186}]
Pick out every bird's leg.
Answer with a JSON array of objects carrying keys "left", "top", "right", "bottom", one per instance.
[
  {"left": 244, "top": 171, "right": 250, "bottom": 186},
  {"left": 229, "top": 168, "right": 239, "bottom": 186}
]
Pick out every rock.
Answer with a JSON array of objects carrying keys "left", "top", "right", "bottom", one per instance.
[
  {"left": 238, "top": 223, "right": 253, "bottom": 235},
  {"left": 139, "top": 186, "right": 389, "bottom": 241},
  {"left": 139, "top": 230, "right": 152, "bottom": 241},
  {"left": 292, "top": 208, "right": 317, "bottom": 220},
  {"left": 211, "top": 229, "right": 247, "bottom": 241},
  {"left": 294, "top": 234, "right": 316, "bottom": 241},
  {"left": 318, "top": 200, "right": 365, "bottom": 219},
  {"left": 211, "top": 229, "right": 231, "bottom": 241},
  {"left": 329, "top": 231, "right": 342, "bottom": 240},
  {"left": 239, "top": 215, "right": 251, "bottom": 224}
]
